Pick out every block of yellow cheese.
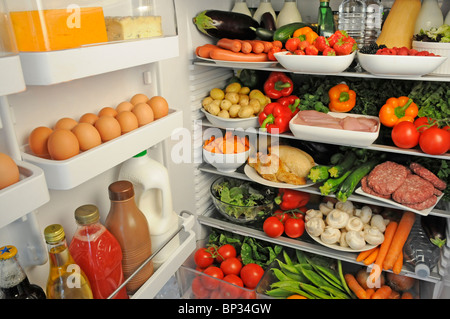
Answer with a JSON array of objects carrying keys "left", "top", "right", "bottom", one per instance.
[{"left": 105, "top": 16, "right": 162, "bottom": 41}]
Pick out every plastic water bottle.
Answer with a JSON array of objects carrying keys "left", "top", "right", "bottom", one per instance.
[
  {"left": 338, "top": 0, "right": 366, "bottom": 48},
  {"left": 403, "top": 217, "right": 440, "bottom": 278},
  {"left": 364, "top": 0, "right": 383, "bottom": 46}
]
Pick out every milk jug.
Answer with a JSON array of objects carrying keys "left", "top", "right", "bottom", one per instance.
[{"left": 118, "top": 150, "right": 179, "bottom": 268}]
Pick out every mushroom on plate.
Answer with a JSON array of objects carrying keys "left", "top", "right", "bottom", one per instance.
[
  {"left": 326, "top": 209, "right": 350, "bottom": 229},
  {"left": 306, "top": 217, "right": 325, "bottom": 237},
  {"left": 320, "top": 227, "right": 341, "bottom": 245},
  {"left": 346, "top": 230, "right": 366, "bottom": 250}
]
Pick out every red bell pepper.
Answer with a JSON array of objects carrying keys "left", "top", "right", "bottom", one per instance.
[
  {"left": 275, "top": 189, "right": 310, "bottom": 210},
  {"left": 263, "top": 72, "right": 294, "bottom": 100},
  {"left": 258, "top": 102, "right": 292, "bottom": 134},
  {"left": 278, "top": 95, "right": 300, "bottom": 117}
]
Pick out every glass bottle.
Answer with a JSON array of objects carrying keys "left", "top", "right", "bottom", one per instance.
[
  {"left": 414, "top": 0, "right": 444, "bottom": 34},
  {"left": 318, "top": 0, "right": 335, "bottom": 38},
  {"left": 44, "top": 224, "right": 93, "bottom": 299},
  {"left": 364, "top": 0, "right": 383, "bottom": 46},
  {"left": 232, "top": 0, "right": 252, "bottom": 16},
  {"left": 338, "top": 0, "right": 367, "bottom": 48},
  {"left": 253, "top": 0, "right": 277, "bottom": 25},
  {"left": 276, "top": 0, "right": 302, "bottom": 29},
  {"left": 69, "top": 204, "right": 129, "bottom": 299},
  {"left": 105, "top": 180, "right": 154, "bottom": 295},
  {"left": 0, "top": 245, "right": 46, "bottom": 299}
]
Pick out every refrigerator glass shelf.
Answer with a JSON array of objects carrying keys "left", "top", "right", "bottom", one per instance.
[
  {"left": 21, "top": 109, "right": 182, "bottom": 190},
  {"left": 0, "top": 160, "right": 49, "bottom": 228}
]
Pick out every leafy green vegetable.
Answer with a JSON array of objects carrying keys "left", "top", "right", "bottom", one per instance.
[
  {"left": 414, "top": 24, "right": 450, "bottom": 43},
  {"left": 408, "top": 81, "right": 450, "bottom": 123}
]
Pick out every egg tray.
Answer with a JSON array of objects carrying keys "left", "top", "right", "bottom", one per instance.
[{"left": 20, "top": 108, "right": 182, "bottom": 190}]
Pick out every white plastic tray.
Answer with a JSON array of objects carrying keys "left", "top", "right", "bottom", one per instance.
[{"left": 21, "top": 109, "right": 182, "bottom": 190}]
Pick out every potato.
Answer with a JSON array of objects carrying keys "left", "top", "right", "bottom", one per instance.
[
  {"left": 239, "top": 94, "right": 249, "bottom": 107},
  {"left": 202, "top": 96, "right": 213, "bottom": 108},
  {"left": 225, "top": 92, "right": 240, "bottom": 105},
  {"left": 220, "top": 99, "right": 232, "bottom": 111},
  {"left": 239, "top": 87, "right": 250, "bottom": 95},
  {"left": 206, "top": 100, "right": 221, "bottom": 115},
  {"left": 217, "top": 110, "right": 230, "bottom": 118},
  {"left": 249, "top": 99, "right": 261, "bottom": 114},
  {"left": 225, "top": 82, "right": 242, "bottom": 93},
  {"left": 210, "top": 88, "right": 225, "bottom": 100},
  {"left": 229, "top": 104, "right": 241, "bottom": 118},
  {"left": 238, "top": 105, "right": 254, "bottom": 118},
  {"left": 249, "top": 89, "right": 267, "bottom": 106}
]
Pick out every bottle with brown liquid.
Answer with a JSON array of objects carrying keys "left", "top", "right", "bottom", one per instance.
[{"left": 105, "top": 180, "right": 154, "bottom": 295}]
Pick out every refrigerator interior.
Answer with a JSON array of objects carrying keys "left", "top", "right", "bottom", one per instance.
[{"left": 0, "top": 0, "right": 449, "bottom": 299}]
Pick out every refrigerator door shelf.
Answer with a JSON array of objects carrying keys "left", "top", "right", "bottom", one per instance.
[
  {"left": 0, "top": 55, "right": 26, "bottom": 96},
  {"left": 19, "top": 36, "right": 179, "bottom": 86},
  {"left": 21, "top": 109, "right": 183, "bottom": 190},
  {"left": 0, "top": 160, "right": 49, "bottom": 228}
]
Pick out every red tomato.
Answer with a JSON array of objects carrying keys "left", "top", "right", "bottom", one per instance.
[
  {"left": 220, "top": 274, "right": 244, "bottom": 298},
  {"left": 273, "top": 210, "right": 289, "bottom": 223},
  {"left": 263, "top": 216, "right": 284, "bottom": 238},
  {"left": 419, "top": 127, "right": 450, "bottom": 155},
  {"left": 414, "top": 116, "right": 437, "bottom": 133},
  {"left": 215, "top": 244, "right": 237, "bottom": 263},
  {"left": 194, "top": 248, "right": 214, "bottom": 269},
  {"left": 240, "top": 263, "right": 264, "bottom": 289},
  {"left": 220, "top": 257, "right": 242, "bottom": 276},
  {"left": 191, "top": 276, "right": 210, "bottom": 299},
  {"left": 209, "top": 289, "right": 223, "bottom": 299},
  {"left": 284, "top": 217, "right": 305, "bottom": 238},
  {"left": 391, "top": 121, "right": 420, "bottom": 149},
  {"left": 201, "top": 266, "right": 224, "bottom": 290}
]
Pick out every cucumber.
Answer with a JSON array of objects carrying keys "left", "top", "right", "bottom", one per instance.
[
  {"left": 273, "top": 22, "right": 311, "bottom": 42},
  {"left": 252, "top": 27, "right": 275, "bottom": 41}
]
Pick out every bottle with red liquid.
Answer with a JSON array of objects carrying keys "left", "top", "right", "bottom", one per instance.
[{"left": 69, "top": 204, "right": 128, "bottom": 299}]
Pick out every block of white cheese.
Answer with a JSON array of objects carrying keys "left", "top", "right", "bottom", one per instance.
[{"left": 105, "top": 16, "right": 162, "bottom": 41}]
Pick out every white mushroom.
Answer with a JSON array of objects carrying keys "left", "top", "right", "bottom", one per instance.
[
  {"left": 340, "top": 230, "right": 349, "bottom": 247},
  {"left": 345, "top": 230, "right": 366, "bottom": 250},
  {"left": 319, "top": 201, "right": 334, "bottom": 216},
  {"left": 354, "top": 205, "right": 372, "bottom": 224},
  {"left": 320, "top": 226, "right": 341, "bottom": 245},
  {"left": 370, "top": 214, "right": 389, "bottom": 232},
  {"left": 306, "top": 217, "right": 326, "bottom": 237},
  {"left": 326, "top": 209, "right": 350, "bottom": 229},
  {"left": 305, "top": 209, "right": 323, "bottom": 222},
  {"left": 335, "top": 200, "right": 354, "bottom": 215},
  {"left": 346, "top": 216, "right": 364, "bottom": 232},
  {"left": 364, "top": 226, "right": 385, "bottom": 246}
]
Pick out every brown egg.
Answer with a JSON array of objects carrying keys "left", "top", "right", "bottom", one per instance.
[
  {"left": 0, "top": 152, "right": 20, "bottom": 190},
  {"left": 132, "top": 103, "right": 154, "bottom": 127},
  {"left": 147, "top": 96, "right": 169, "bottom": 119},
  {"left": 72, "top": 123, "right": 102, "bottom": 151},
  {"left": 94, "top": 115, "right": 121, "bottom": 142},
  {"left": 47, "top": 129, "right": 80, "bottom": 160},
  {"left": 116, "top": 111, "right": 139, "bottom": 134},
  {"left": 116, "top": 101, "right": 134, "bottom": 113},
  {"left": 130, "top": 93, "right": 149, "bottom": 105},
  {"left": 98, "top": 107, "right": 118, "bottom": 117},
  {"left": 28, "top": 126, "right": 53, "bottom": 158},
  {"left": 79, "top": 113, "right": 99, "bottom": 125},
  {"left": 54, "top": 117, "right": 78, "bottom": 130}
]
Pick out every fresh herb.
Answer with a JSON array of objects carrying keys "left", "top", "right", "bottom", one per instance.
[{"left": 408, "top": 81, "right": 450, "bottom": 122}]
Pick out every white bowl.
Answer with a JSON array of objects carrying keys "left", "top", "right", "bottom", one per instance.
[
  {"left": 289, "top": 112, "right": 380, "bottom": 147},
  {"left": 412, "top": 41, "right": 450, "bottom": 75},
  {"left": 274, "top": 51, "right": 355, "bottom": 74},
  {"left": 357, "top": 52, "right": 447, "bottom": 77},
  {"left": 201, "top": 108, "right": 259, "bottom": 129},
  {"left": 203, "top": 148, "right": 249, "bottom": 173}
]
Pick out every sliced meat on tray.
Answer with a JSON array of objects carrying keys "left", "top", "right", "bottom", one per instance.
[
  {"left": 410, "top": 162, "right": 447, "bottom": 191},
  {"left": 367, "top": 161, "right": 408, "bottom": 196},
  {"left": 391, "top": 174, "right": 436, "bottom": 205}
]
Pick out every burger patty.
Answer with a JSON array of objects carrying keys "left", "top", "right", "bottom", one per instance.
[
  {"left": 367, "top": 161, "right": 408, "bottom": 195},
  {"left": 361, "top": 176, "right": 391, "bottom": 199},
  {"left": 410, "top": 162, "right": 447, "bottom": 191},
  {"left": 403, "top": 195, "right": 437, "bottom": 210},
  {"left": 391, "top": 174, "right": 435, "bottom": 204}
]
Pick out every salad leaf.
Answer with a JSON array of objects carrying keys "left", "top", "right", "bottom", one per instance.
[{"left": 415, "top": 24, "right": 450, "bottom": 42}]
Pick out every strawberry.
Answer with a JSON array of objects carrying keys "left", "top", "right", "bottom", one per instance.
[
  {"left": 327, "top": 30, "right": 348, "bottom": 47},
  {"left": 285, "top": 37, "right": 300, "bottom": 52},
  {"left": 305, "top": 44, "right": 319, "bottom": 55},
  {"left": 293, "top": 49, "right": 305, "bottom": 55},
  {"left": 313, "top": 36, "right": 330, "bottom": 52},
  {"left": 333, "top": 37, "right": 357, "bottom": 56},
  {"left": 298, "top": 40, "right": 310, "bottom": 51},
  {"left": 396, "top": 46, "right": 409, "bottom": 56},
  {"left": 322, "top": 47, "right": 336, "bottom": 56}
]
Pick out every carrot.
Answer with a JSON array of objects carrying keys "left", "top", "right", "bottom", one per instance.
[
  {"left": 365, "top": 288, "right": 375, "bottom": 299},
  {"left": 383, "top": 212, "right": 416, "bottom": 270},
  {"left": 209, "top": 47, "right": 269, "bottom": 62},
  {"left": 356, "top": 247, "right": 377, "bottom": 262},
  {"left": 388, "top": 289, "right": 401, "bottom": 299},
  {"left": 401, "top": 292, "right": 413, "bottom": 299},
  {"left": 393, "top": 251, "right": 403, "bottom": 274},
  {"left": 237, "top": 40, "right": 252, "bottom": 54},
  {"left": 371, "top": 285, "right": 392, "bottom": 299},
  {"left": 370, "top": 221, "right": 398, "bottom": 278},
  {"left": 344, "top": 273, "right": 368, "bottom": 299},
  {"left": 217, "top": 38, "right": 242, "bottom": 53},
  {"left": 363, "top": 247, "right": 379, "bottom": 265},
  {"left": 197, "top": 44, "right": 219, "bottom": 58},
  {"left": 247, "top": 40, "right": 265, "bottom": 54}
]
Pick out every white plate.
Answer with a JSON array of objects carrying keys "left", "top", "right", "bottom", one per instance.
[
  {"left": 197, "top": 56, "right": 278, "bottom": 68},
  {"left": 354, "top": 187, "right": 444, "bottom": 216},
  {"left": 244, "top": 164, "right": 315, "bottom": 189},
  {"left": 306, "top": 228, "right": 377, "bottom": 252},
  {"left": 357, "top": 52, "right": 448, "bottom": 77},
  {"left": 201, "top": 108, "right": 259, "bottom": 129},
  {"left": 289, "top": 111, "right": 380, "bottom": 147},
  {"left": 274, "top": 51, "right": 355, "bottom": 74}
]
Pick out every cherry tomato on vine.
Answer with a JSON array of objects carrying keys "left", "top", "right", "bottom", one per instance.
[
  {"left": 240, "top": 263, "right": 264, "bottom": 289},
  {"left": 220, "top": 257, "right": 242, "bottom": 276},
  {"left": 413, "top": 116, "right": 437, "bottom": 133},
  {"left": 220, "top": 274, "right": 244, "bottom": 298},
  {"left": 263, "top": 216, "right": 284, "bottom": 238},
  {"left": 273, "top": 210, "right": 289, "bottom": 223},
  {"left": 191, "top": 276, "right": 210, "bottom": 299},
  {"left": 194, "top": 248, "right": 214, "bottom": 269},
  {"left": 419, "top": 127, "right": 450, "bottom": 155},
  {"left": 284, "top": 217, "right": 305, "bottom": 238},
  {"left": 215, "top": 244, "right": 236, "bottom": 263},
  {"left": 201, "top": 266, "right": 224, "bottom": 290},
  {"left": 391, "top": 121, "right": 420, "bottom": 149}
]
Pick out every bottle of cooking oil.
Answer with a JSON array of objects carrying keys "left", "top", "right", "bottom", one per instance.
[{"left": 44, "top": 224, "right": 93, "bottom": 299}]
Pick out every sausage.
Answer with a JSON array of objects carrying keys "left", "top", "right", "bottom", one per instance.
[
  {"left": 247, "top": 40, "right": 265, "bottom": 54},
  {"left": 209, "top": 47, "right": 269, "bottom": 62},
  {"left": 237, "top": 40, "right": 252, "bottom": 54},
  {"left": 196, "top": 44, "right": 219, "bottom": 58},
  {"left": 217, "top": 38, "right": 242, "bottom": 53}
]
